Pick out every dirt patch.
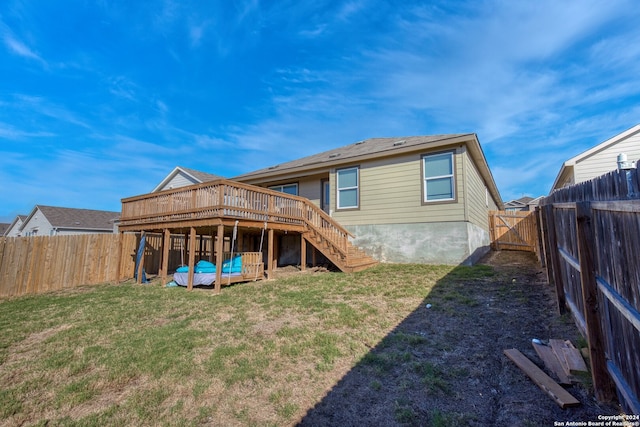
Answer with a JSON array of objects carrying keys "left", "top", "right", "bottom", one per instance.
[
  {"left": 270, "top": 265, "right": 332, "bottom": 280},
  {"left": 299, "top": 250, "right": 621, "bottom": 426},
  {"left": 4, "top": 324, "right": 73, "bottom": 366}
]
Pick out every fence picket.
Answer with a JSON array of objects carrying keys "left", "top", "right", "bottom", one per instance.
[
  {"left": 540, "top": 167, "right": 640, "bottom": 412},
  {"left": 575, "top": 201, "right": 616, "bottom": 402},
  {"left": 488, "top": 210, "right": 539, "bottom": 255},
  {"left": 0, "top": 234, "right": 137, "bottom": 298}
]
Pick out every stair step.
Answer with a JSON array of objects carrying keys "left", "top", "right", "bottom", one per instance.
[{"left": 303, "top": 226, "right": 377, "bottom": 273}]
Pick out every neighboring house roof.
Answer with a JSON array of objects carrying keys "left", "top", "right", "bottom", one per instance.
[
  {"left": 504, "top": 196, "right": 542, "bottom": 211},
  {"left": 0, "top": 223, "right": 9, "bottom": 236},
  {"left": 4, "top": 215, "right": 27, "bottom": 236},
  {"left": 504, "top": 196, "right": 534, "bottom": 210},
  {"left": 551, "top": 123, "right": 640, "bottom": 191},
  {"left": 21, "top": 205, "right": 120, "bottom": 232},
  {"left": 153, "top": 166, "right": 224, "bottom": 192},
  {"left": 528, "top": 196, "right": 543, "bottom": 206},
  {"left": 234, "top": 133, "right": 503, "bottom": 208}
]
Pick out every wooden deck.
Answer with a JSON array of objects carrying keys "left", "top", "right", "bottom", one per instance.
[{"left": 119, "top": 179, "right": 378, "bottom": 291}]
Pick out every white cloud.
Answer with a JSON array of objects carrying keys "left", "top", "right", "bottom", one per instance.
[
  {"left": 12, "top": 94, "right": 92, "bottom": 129},
  {"left": 0, "top": 122, "right": 54, "bottom": 139},
  {"left": 0, "top": 20, "right": 46, "bottom": 66}
]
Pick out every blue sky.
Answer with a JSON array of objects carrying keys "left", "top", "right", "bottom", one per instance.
[{"left": 2, "top": 0, "right": 640, "bottom": 222}]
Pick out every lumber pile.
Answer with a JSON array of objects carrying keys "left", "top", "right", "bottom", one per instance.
[
  {"left": 504, "top": 338, "right": 589, "bottom": 408},
  {"left": 532, "top": 339, "right": 589, "bottom": 384}
]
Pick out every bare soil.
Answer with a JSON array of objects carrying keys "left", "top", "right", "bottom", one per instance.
[{"left": 298, "top": 250, "right": 621, "bottom": 426}]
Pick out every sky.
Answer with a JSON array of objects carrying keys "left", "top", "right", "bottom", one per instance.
[{"left": 2, "top": 0, "right": 640, "bottom": 222}]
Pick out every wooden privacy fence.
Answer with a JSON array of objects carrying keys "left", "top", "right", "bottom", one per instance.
[
  {"left": 488, "top": 210, "right": 539, "bottom": 255},
  {"left": 0, "top": 233, "right": 140, "bottom": 298},
  {"left": 539, "top": 168, "right": 640, "bottom": 414},
  {"left": 0, "top": 231, "right": 250, "bottom": 298}
]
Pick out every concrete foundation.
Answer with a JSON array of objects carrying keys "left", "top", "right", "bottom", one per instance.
[{"left": 345, "top": 222, "right": 491, "bottom": 266}]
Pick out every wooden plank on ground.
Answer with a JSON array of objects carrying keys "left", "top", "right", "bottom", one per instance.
[
  {"left": 532, "top": 341, "right": 572, "bottom": 385},
  {"left": 559, "top": 341, "right": 590, "bottom": 374},
  {"left": 547, "top": 339, "right": 589, "bottom": 376},
  {"left": 504, "top": 348, "right": 581, "bottom": 408},
  {"left": 548, "top": 339, "right": 572, "bottom": 377}
]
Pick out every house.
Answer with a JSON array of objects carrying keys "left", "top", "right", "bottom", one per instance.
[
  {"left": 504, "top": 196, "right": 542, "bottom": 212},
  {"left": 551, "top": 123, "right": 640, "bottom": 191},
  {"left": 3, "top": 215, "right": 27, "bottom": 237},
  {"left": 232, "top": 133, "right": 503, "bottom": 265},
  {"left": 19, "top": 205, "right": 120, "bottom": 236},
  {"left": 504, "top": 196, "right": 533, "bottom": 212},
  {"left": 153, "top": 166, "right": 223, "bottom": 192},
  {"left": 119, "top": 132, "right": 502, "bottom": 291},
  {"left": 0, "top": 223, "right": 9, "bottom": 236}
]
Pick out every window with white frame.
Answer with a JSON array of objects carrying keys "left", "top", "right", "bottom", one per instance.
[
  {"left": 423, "top": 151, "right": 455, "bottom": 202},
  {"left": 337, "top": 166, "right": 359, "bottom": 209},
  {"left": 269, "top": 183, "right": 298, "bottom": 195}
]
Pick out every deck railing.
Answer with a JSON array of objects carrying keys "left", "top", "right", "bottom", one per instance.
[{"left": 120, "top": 179, "right": 353, "bottom": 255}]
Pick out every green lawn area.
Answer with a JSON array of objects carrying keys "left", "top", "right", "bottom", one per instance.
[{"left": 0, "top": 263, "right": 493, "bottom": 426}]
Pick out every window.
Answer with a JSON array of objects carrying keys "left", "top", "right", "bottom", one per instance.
[
  {"left": 337, "top": 166, "right": 359, "bottom": 209},
  {"left": 423, "top": 152, "right": 455, "bottom": 202},
  {"left": 269, "top": 183, "right": 298, "bottom": 195}
]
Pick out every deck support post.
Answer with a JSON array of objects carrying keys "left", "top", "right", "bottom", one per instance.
[
  {"left": 267, "top": 228, "right": 275, "bottom": 279},
  {"left": 160, "top": 229, "right": 170, "bottom": 286},
  {"left": 199, "top": 234, "right": 205, "bottom": 260},
  {"left": 215, "top": 224, "right": 224, "bottom": 293},
  {"left": 187, "top": 227, "right": 196, "bottom": 291},
  {"left": 300, "top": 234, "right": 306, "bottom": 271}
]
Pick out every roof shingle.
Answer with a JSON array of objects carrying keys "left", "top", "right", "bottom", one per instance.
[
  {"left": 234, "top": 134, "right": 471, "bottom": 178},
  {"left": 35, "top": 205, "right": 120, "bottom": 230}
]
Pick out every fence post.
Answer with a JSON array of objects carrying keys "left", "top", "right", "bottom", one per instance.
[
  {"left": 535, "top": 207, "right": 545, "bottom": 266},
  {"left": 489, "top": 212, "right": 497, "bottom": 250},
  {"left": 542, "top": 204, "right": 566, "bottom": 314},
  {"left": 575, "top": 201, "right": 616, "bottom": 402},
  {"left": 114, "top": 232, "right": 123, "bottom": 284}
]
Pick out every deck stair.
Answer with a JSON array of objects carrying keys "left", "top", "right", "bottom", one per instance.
[{"left": 303, "top": 225, "right": 378, "bottom": 273}]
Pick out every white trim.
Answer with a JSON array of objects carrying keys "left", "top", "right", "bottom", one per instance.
[
  {"left": 336, "top": 166, "right": 359, "bottom": 209},
  {"left": 423, "top": 151, "right": 455, "bottom": 202},
  {"left": 152, "top": 167, "right": 199, "bottom": 192}
]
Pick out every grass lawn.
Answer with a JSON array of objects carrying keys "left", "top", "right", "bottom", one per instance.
[{"left": 0, "top": 262, "right": 495, "bottom": 426}]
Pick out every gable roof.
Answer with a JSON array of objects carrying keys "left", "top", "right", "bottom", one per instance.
[
  {"left": 152, "top": 166, "right": 224, "bottom": 192},
  {"left": 551, "top": 123, "right": 640, "bottom": 191},
  {"left": 504, "top": 196, "right": 534, "bottom": 208},
  {"left": 235, "top": 134, "right": 469, "bottom": 179},
  {"left": 4, "top": 215, "right": 27, "bottom": 236},
  {"left": 21, "top": 205, "right": 120, "bottom": 232},
  {"left": 0, "top": 223, "right": 9, "bottom": 236},
  {"left": 234, "top": 133, "right": 503, "bottom": 208}
]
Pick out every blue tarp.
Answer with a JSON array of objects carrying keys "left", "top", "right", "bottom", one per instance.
[{"left": 134, "top": 234, "right": 148, "bottom": 283}]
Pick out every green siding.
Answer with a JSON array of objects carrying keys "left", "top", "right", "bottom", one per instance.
[
  {"left": 332, "top": 149, "right": 466, "bottom": 226},
  {"left": 463, "top": 149, "right": 492, "bottom": 232},
  {"left": 297, "top": 177, "right": 322, "bottom": 207}
]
